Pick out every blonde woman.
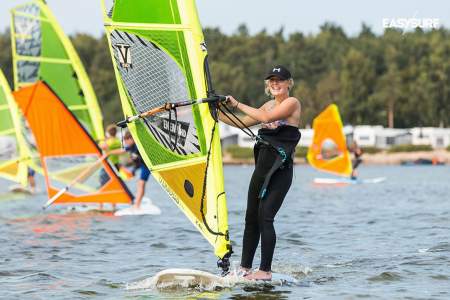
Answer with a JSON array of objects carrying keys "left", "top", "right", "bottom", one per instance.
[{"left": 220, "top": 65, "right": 301, "bottom": 280}]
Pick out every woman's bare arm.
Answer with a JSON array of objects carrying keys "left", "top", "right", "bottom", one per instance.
[
  {"left": 218, "top": 103, "right": 260, "bottom": 128},
  {"left": 227, "top": 96, "right": 299, "bottom": 123},
  {"left": 218, "top": 111, "right": 259, "bottom": 128}
]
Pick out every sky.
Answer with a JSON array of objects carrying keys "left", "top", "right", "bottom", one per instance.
[{"left": 0, "top": 0, "right": 449, "bottom": 37}]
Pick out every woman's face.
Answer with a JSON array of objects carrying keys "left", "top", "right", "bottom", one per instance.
[{"left": 268, "top": 77, "right": 289, "bottom": 96}]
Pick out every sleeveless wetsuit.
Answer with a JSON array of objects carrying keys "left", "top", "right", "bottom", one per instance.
[
  {"left": 352, "top": 149, "right": 363, "bottom": 169},
  {"left": 240, "top": 125, "right": 301, "bottom": 272}
]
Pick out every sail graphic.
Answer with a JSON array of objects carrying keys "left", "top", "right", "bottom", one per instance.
[
  {"left": 13, "top": 81, "right": 133, "bottom": 205},
  {"left": 0, "top": 69, "right": 31, "bottom": 187},
  {"left": 102, "top": 0, "right": 232, "bottom": 263},
  {"left": 307, "top": 104, "right": 352, "bottom": 176},
  {"left": 10, "top": 0, "right": 104, "bottom": 141}
]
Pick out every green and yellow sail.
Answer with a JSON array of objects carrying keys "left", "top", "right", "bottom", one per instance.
[
  {"left": 102, "top": 0, "right": 232, "bottom": 264},
  {"left": 10, "top": 0, "right": 104, "bottom": 141},
  {"left": 0, "top": 69, "right": 31, "bottom": 187}
]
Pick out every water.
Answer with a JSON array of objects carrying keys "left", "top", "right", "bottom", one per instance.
[{"left": 0, "top": 165, "right": 449, "bottom": 299}]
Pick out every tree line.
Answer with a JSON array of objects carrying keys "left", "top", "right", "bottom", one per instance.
[{"left": 0, "top": 23, "right": 449, "bottom": 128}]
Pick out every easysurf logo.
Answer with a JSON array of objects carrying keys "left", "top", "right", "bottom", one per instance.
[{"left": 382, "top": 14, "right": 440, "bottom": 31}]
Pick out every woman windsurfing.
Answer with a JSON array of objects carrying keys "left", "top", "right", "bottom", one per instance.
[{"left": 220, "top": 65, "right": 301, "bottom": 280}]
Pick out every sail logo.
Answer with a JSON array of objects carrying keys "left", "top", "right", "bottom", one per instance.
[
  {"left": 116, "top": 44, "right": 132, "bottom": 68},
  {"left": 159, "top": 118, "right": 190, "bottom": 147}
]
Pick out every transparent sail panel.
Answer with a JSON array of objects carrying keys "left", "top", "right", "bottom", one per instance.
[
  {"left": 110, "top": 30, "right": 200, "bottom": 155},
  {"left": 0, "top": 136, "right": 18, "bottom": 162},
  {"left": 104, "top": 0, "right": 115, "bottom": 18},
  {"left": 45, "top": 155, "right": 110, "bottom": 196}
]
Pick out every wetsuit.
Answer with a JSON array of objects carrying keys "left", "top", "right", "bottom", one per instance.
[
  {"left": 125, "top": 143, "right": 150, "bottom": 181},
  {"left": 241, "top": 125, "right": 301, "bottom": 272},
  {"left": 352, "top": 148, "right": 363, "bottom": 170}
]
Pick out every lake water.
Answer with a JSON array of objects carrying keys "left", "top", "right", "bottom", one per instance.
[{"left": 0, "top": 165, "right": 449, "bottom": 299}]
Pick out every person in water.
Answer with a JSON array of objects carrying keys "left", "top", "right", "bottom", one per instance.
[
  {"left": 349, "top": 141, "right": 363, "bottom": 179},
  {"left": 27, "top": 167, "right": 36, "bottom": 193},
  {"left": 100, "top": 124, "right": 122, "bottom": 171},
  {"left": 109, "top": 131, "right": 150, "bottom": 209},
  {"left": 220, "top": 65, "right": 301, "bottom": 280},
  {"left": 98, "top": 124, "right": 123, "bottom": 210}
]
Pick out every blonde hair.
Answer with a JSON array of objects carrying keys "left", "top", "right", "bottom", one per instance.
[{"left": 264, "top": 78, "right": 295, "bottom": 97}]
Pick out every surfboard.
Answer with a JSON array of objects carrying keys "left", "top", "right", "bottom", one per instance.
[
  {"left": 313, "top": 177, "right": 386, "bottom": 185},
  {"left": 130, "top": 268, "right": 298, "bottom": 290},
  {"left": 8, "top": 184, "right": 34, "bottom": 195},
  {"left": 114, "top": 198, "right": 161, "bottom": 216}
]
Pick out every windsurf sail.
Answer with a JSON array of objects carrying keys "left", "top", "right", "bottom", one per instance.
[
  {"left": 13, "top": 81, "right": 133, "bottom": 206},
  {"left": 10, "top": 0, "right": 104, "bottom": 141},
  {"left": 101, "top": 0, "right": 232, "bottom": 272},
  {"left": 0, "top": 69, "right": 31, "bottom": 187},
  {"left": 307, "top": 104, "right": 352, "bottom": 176}
]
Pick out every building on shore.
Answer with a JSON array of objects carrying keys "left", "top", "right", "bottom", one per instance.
[{"left": 220, "top": 123, "right": 450, "bottom": 149}]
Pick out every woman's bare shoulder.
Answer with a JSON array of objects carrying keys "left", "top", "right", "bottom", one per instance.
[
  {"left": 284, "top": 97, "right": 301, "bottom": 106},
  {"left": 260, "top": 99, "right": 276, "bottom": 109}
]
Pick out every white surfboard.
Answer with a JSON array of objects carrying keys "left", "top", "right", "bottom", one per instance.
[
  {"left": 313, "top": 177, "right": 386, "bottom": 185},
  {"left": 114, "top": 197, "right": 161, "bottom": 216},
  {"left": 8, "top": 184, "right": 34, "bottom": 195},
  {"left": 127, "top": 268, "right": 298, "bottom": 290}
]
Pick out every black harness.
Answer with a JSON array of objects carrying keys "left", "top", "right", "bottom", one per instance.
[{"left": 254, "top": 126, "right": 301, "bottom": 199}]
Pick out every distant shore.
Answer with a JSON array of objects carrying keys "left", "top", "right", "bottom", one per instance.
[{"left": 222, "top": 150, "right": 450, "bottom": 165}]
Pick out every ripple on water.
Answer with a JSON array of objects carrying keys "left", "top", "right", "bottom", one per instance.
[
  {"left": 430, "top": 275, "right": 449, "bottom": 281},
  {"left": 151, "top": 242, "right": 168, "bottom": 249},
  {"left": 367, "top": 271, "right": 402, "bottom": 282},
  {"left": 427, "top": 242, "right": 450, "bottom": 253}
]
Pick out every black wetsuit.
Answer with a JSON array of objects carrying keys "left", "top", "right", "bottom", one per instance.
[
  {"left": 352, "top": 149, "right": 363, "bottom": 169},
  {"left": 241, "top": 125, "right": 301, "bottom": 272}
]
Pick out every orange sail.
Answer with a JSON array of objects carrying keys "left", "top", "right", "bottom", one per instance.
[
  {"left": 13, "top": 81, "right": 133, "bottom": 205},
  {"left": 307, "top": 104, "right": 352, "bottom": 176}
]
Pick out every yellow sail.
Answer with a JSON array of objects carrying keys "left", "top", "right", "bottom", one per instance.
[
  {"left": 101, "top": 0, "right": 232, "bottom": 270},
  {"left": 0, "top": 69, "right": 31, "bottom": 187},
  {"left": 307, "top": 104, "right": 352, "bottom": 176}
]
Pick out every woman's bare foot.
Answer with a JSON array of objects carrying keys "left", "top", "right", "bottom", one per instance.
[
  {"left": 244, "top": 270, "right": 272, "bottom": 280},
  {"left": 233, "top": 267, "right": 252, "bottom": 277}
]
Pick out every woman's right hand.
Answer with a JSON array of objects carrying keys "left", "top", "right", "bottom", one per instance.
[{"left": 225, "top": 95, "right": 239, "bottom": 109}]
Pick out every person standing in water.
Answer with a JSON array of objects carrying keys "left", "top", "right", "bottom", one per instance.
[
  {"left": 100, "top": 124, "right": 122, "bottom": 171},
  {"left": 99, "top": 124, "right": 123, "bottom": 210},
  {"left": 109, "top": 131, "right": 150, "bottom": 209},
  {"left": 27, "top": 167, "right": 36, "bottom": 193},
  {"left": 349, "top": 141, "right": 363, "bottom": 179},
  {"left": 220, "top": 65, "right": 301, "bottom": 280}
]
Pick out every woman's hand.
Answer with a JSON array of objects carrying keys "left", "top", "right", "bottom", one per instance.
[{"left": 226, "top": 95, "right": 239, "bottom": 109}]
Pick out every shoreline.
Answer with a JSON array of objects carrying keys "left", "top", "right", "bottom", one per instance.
[{"left": 222, "top": 150, "right": 450, "bottom": 165}]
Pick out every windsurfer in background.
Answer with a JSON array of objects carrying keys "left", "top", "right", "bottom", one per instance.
[
  {"left": 349, "top": 141, "right": 363, "bottom": 179},
  {"left": 100, "top": 124, "right": 122, "bottom": 171},
  {"left": 27, "top": 167, "right": 36, "bottom": 193},
  {"left": 108, "top": 131, "right": 150, "bottom": 209},
  {"left": 99, "top": 124, "right": 123, "bottom": 210},
  {"left": 219, "top": 65, "right": 301, "bottom": 280}
]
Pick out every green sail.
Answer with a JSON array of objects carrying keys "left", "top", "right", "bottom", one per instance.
[
  {"left": 102, "top": 0, "right": 232, "bottom": 263},
  {"left": 10, "top": 0, "right": 104, "bottom": 141}
]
